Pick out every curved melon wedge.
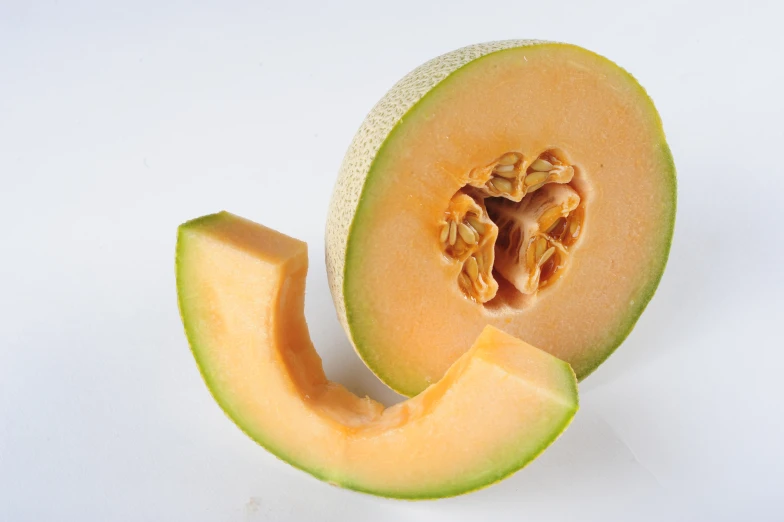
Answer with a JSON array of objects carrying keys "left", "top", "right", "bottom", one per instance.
[{"left": 176, "top": 211, "right": 578, "bottom": 499}]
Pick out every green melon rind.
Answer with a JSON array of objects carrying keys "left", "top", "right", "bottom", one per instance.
[
  {"left": 328, "top": 41, "right": 676, "bottom": 397},
  {"left": 177, "top": 214, "right": 578, "bottom": 499}
]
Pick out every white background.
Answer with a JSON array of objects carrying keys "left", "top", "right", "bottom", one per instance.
[{"left": 1, "top": 0, "right": 782, "bottom": 520}]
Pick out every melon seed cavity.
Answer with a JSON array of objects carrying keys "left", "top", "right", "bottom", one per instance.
[{"left": 439, "top": 150, "right": 585, "bottom": 303}]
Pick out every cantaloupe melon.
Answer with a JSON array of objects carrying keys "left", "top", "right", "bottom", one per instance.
[
  {"left": 176, "top": 212, "right": 578, "bottom": 499},
  {"left": 326, "top": 41, "right": 676, "bottom": 396}
]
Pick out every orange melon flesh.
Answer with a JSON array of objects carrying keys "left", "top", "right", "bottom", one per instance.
[
  {"left": 177, "top": 212, "right": 578, "bottom": 499},
  {"left": 336, "top": 43, "right": 676, "bottom": 395}
]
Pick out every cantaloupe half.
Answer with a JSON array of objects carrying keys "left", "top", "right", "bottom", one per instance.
[
  {"left": 326, "top": 41, "right": 676, "bottom": 396},
  {"left": 176, "top": 212, "right": 578, "bottom": 499}
]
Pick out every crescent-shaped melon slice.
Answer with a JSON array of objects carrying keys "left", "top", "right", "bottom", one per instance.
[{"left": 176, "top": 212, "right": 578, "bottom": 499}]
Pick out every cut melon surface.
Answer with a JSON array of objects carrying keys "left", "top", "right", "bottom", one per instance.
[
  {"left": 326, "top": 41, "right": 676, "bottom": 396},
  {"left": 177, "top": 212, "right": 578, "bottom": 499}
]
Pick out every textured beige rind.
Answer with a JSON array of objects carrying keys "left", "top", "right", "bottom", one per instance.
[{"left": 326, "top": 39, "right": 544, "bottom": 335}]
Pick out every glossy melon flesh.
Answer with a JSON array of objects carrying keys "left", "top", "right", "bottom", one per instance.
[
  {"left": 177, "top": 212, "right": 578, "bottom": 499},
  {"left": 326, "top": 41, "right": 676, "bottom": 396}
]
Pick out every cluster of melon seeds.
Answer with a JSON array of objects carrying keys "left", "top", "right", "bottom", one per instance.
[
  {"left": 488, "top": 183, "right": 582, "bottom": 294},
  {"left": 439, "top": 192, "right": 499, "bottom": 303},
  {"left": 441, "top": 151, "right": 583, "bottom": 302},
  {"left": 466, "top": 151, "right": 575, "bottom": 202}
]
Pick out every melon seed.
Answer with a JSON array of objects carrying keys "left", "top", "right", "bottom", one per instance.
[
  {"left": 458, "top": 223, "right": 477, "bottom": 245},
  {"left": 525, "top": 239, "right": 537, "bottom": 266},
  {"left": 525, "top": 171, "right": 548, "bottom": 187},
  {"left": 439, "top": 223, "right": 450, "bottom": 243},
  {"left": 530, "top": 158, "right": 554, "bottom": 171},
  {"left": 466, "top": 256, "right": 479, "bottom": 281},
  {"left": 466, "top": 216, "right": 486, "bottom": 234},
  {"left": 535, "top": 236, "right": 548, "bottom": 260},
  {"left": 490, "top": 178, "right": 513, "bottom": 193},
  {"left": 538, "top": 246, "right": 556, "bottom": 267},
  {"left": 497, "top": 153, "right": 519, "bottom": 166},
  {"left": 448, "top": 221, "right": 457, "bottom": 246}
]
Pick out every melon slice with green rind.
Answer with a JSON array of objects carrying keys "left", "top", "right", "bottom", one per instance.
[
  {"left": 177, "top": 211, "right": 578, "bottom": 499},
  {"left": 326, "top": 41, "right": 676, "bottom": 396}
]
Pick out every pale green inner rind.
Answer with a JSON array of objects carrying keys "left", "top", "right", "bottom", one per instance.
[
  {"left": 177, "top": 216, "right": 578, "bottom": 499},
  {"left": 344, "top": 44, "right": 677, "bottom": 397}
]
